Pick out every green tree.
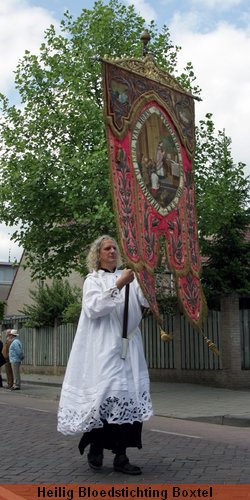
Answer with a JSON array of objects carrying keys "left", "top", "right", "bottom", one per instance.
[
  {"left": 194, "top": 114, "right": 250, "bottom": 299},
  {"left": 21, "top": 279, "right": 81, "bottom": 327},
  {"left": 0, "top": 0, "right": 198, "bottom": 279},
  {"left": 1, "top": 0, "right": 249, "bottom": 303},
  {"left": 201, "top": 213, "right": 250, "bottom": 299},
  {"left": 194, "top": 113, "right": 249, "bottom": 238},
  {"left": 62, "top": 301, "right": 82, "bottom": 324}
]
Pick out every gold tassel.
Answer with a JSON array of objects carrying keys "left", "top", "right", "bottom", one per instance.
[
  {"left": 203, "top": 336, "right": 220, "bottom": 356},
  {"left": 160, "top": 329, "right": 173, "bottom": 342}
]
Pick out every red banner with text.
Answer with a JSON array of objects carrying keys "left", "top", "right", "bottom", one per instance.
[{"left": 0, "top": 483, "right": 249, "bottom": 500}]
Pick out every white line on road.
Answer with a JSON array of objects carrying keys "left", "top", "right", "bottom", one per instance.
[
  {"left": 150, "top": 428, "right": 201, "bottom": 439},
  {"left": 25, "top": 407, "right": 50, "bottom": 413}
]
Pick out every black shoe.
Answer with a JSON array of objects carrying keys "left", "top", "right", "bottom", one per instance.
[
  {"left": 113, "top": 454, "right": 142, "bottom": 475},
  {"left": 87, "top": 452, "right": 103, "bottom": 470}
]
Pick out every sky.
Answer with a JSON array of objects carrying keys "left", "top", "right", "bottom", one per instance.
[{"left": 0, "top": 0, "right": 250, "bottom": 262}]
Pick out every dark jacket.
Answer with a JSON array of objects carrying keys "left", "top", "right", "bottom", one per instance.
[{"left": 0, "top": 339, "right": 6, "bottom": 367}]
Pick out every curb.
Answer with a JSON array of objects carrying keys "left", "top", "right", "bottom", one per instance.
[
  {"left": 22, "top": 380, "right": 62, "bottom": 387},
  {"left": 4, "top": 377, "right": 250, "bottom": 428},
  {"left": 186, "top": 415, "right": 250, "bottom": 427},
  {"left": 2, "top": 377, "right": 62, "bottom": 388}
]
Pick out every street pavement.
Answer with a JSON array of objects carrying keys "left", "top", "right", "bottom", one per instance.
[
  {"left": 1, "top": 373, "right": 250, "bottom": 484},
  {"left": 4, "top": 372, "right": 250, "bottom": 426}
]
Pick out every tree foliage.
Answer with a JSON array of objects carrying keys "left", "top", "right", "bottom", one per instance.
[
  {"left": 194, "top": 114, "right": 250, "bottom": 298},
  {"left": 0, "top": 0, "right": 249, "bottom": 300},
  {"left": 0, "top": 0, "right": 198, "bottom": 279},
  {"left": 201, "top": 213, "right": 250, "bottom": 298},
  {"left": 194, "top": 114, "right": 249, "bottom": 238},
  {"left": 21, "top": 279, "right": 81, "bottom": 327}
]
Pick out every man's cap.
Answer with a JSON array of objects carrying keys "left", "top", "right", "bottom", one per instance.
[{"left": 10, "top": 329, "right": 19, "bottom": 336}]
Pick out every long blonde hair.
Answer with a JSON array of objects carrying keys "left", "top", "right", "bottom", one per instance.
[{"left": 86, "top": 235, "right": 123, "bottom": 272}]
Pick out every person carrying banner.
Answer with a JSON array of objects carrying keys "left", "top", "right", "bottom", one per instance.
[{"left": 57, "top": 235, "right": 153, "bottom": 475}]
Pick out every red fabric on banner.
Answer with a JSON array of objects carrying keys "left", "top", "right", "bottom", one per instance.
[{"left": 103, "top": 56, "right": 207, "bottom": 330}]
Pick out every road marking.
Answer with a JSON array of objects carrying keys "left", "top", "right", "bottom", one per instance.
[
  {"left": 25, "top": 407, "right": 50, "bottom": 413},
  {"left": 0, "top": 402, "right": 50, "bottom": 413},
  {"left": 150, "top": 428, "right": 201, "bottom": 439}
]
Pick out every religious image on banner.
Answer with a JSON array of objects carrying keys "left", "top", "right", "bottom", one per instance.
[
  {"left": 100, "top": 44, "right": 219, "bottom": 355},
  {"left": 135, "top": 111, "right": 181, "bottom": 208}
]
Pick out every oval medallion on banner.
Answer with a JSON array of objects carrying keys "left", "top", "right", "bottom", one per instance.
[{"left": 131, "top": 105, "right": 183, "bottom": 216}]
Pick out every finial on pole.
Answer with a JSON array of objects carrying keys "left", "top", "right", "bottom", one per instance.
[{"left": 140, "top": 29, "right": 151, "bottom": 57}]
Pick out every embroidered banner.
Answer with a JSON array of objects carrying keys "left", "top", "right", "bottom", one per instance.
[{"left": 102, "top": 54, "right": 207, "bottom": 331}]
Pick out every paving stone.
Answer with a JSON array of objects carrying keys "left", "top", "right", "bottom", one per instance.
[{"left": 1, "top": 383, "right": 250, "bottom": 485}]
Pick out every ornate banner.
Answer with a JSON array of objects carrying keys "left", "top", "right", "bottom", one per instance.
[{"left": 102, "top": 54, "right": 209, "bottom": 340}]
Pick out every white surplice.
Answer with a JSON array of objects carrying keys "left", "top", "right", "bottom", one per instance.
[{"left": 57, "top": 269, "right": 153, "bottom": 435}]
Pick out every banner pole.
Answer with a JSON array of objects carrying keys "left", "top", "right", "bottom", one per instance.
[{"left": 121, "top": 284, "right": 130, "bottom": 359}]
